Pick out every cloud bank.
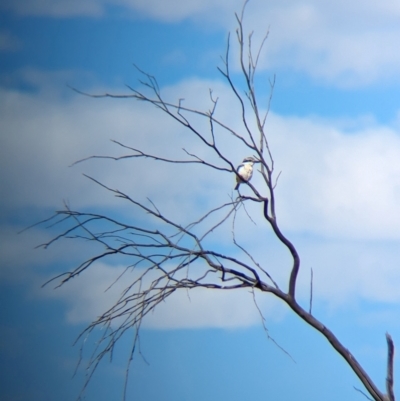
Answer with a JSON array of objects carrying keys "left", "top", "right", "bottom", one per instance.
[
  {"left": 3, "top": 73, "right": 400, "bottom": 328},
  {"left": 39, "top": 262, "right": 285, "bottom": 329}
]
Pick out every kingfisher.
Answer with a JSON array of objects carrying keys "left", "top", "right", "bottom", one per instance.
[{"left": 235, "top": 156, "right": 258, "bottom": 190}]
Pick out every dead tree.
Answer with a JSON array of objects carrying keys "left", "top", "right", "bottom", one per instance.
[{"left": 36, "top": 2, "right": 395, "bottom": 401}]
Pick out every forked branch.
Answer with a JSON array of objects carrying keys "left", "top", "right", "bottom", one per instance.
[{"left": 35, "top": 2, "right": 395, "bottom": 401}]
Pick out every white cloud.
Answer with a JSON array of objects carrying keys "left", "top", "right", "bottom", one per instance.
[
  {"left": 0, "top": 71, "right": 250, "bottom": 224},
  {"left": 3, "top": 73, "right": 400, "bottom": 326},
  {"left": 265, "top": 114, "right": 400, "bottom": 240},
  {"left": 231, "top": 0, "right": 400, "bottom": 87},
  {"left": 39, "top": 262, "right": 286, "bottom": 329},
  {"left": 2, "top": 72, "right": 400, "bottom": 239},
  {"left": 293, "top": 238, "right": 400, "bottom": 309}
]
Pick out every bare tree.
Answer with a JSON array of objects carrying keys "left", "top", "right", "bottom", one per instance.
[{"left": 35, "top": 2, "right": 395, "bottom": 401}]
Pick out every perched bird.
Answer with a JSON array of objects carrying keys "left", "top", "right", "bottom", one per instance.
[{"left": 235, "top": 156, "right": 257, "bottom": 190}]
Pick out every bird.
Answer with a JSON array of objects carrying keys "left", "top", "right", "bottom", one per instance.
[{"left": 235, "top": 156, "right": 257, "bottom": 190}]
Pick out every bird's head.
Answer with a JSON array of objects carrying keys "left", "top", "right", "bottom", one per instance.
[{"left": 242, "top": 156, "right": 258, "bottom": 164}]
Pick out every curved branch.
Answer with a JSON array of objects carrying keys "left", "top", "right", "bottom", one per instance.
[{"left": 263, "top": 200, "right": 300, "bottom": 298}]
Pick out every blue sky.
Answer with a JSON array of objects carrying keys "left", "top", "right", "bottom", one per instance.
[{"left": 1, "top": 1, "right": 400, "bottom": 400}]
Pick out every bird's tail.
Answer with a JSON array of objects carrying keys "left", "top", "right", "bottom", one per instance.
[{"left": 234, "top": 182, "right": 240, "bottom": 190}]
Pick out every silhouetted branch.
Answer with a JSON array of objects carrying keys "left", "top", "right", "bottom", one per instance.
[
  {"left": 386, "top": 333, "right": 395, "bottom": 401},
  {"left": 33, "top": 3, "right": 396, "bottom": 401}
]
